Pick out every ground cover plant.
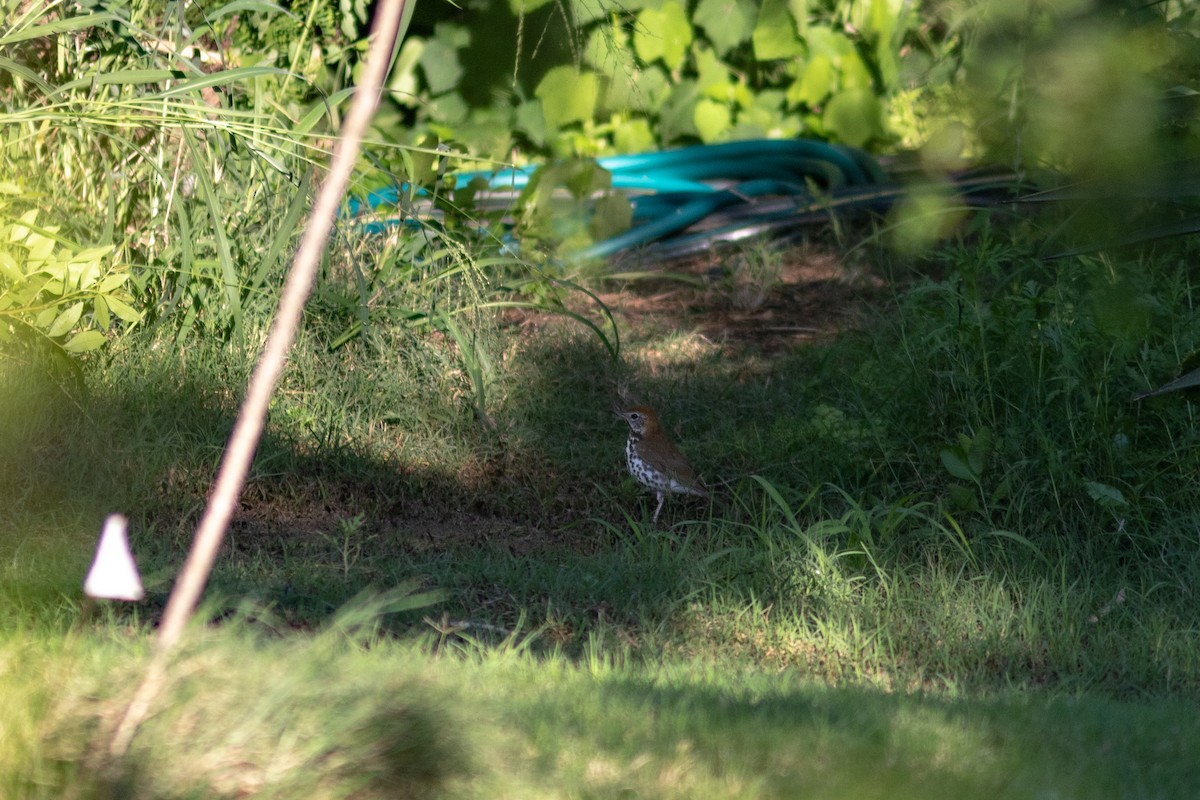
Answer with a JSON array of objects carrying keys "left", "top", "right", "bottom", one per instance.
[
  {"left": 6, "top": 221, "right": 1200, "bottom": 797},
  {"left": 4, "top": 0, "right": 1200, "bottom": 797}
]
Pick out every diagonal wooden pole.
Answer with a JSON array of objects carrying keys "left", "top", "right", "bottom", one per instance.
[{"left": 109, "top": 0, "right": 409, "bottom": 756}]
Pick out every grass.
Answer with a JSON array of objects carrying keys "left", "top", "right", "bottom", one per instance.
[
  {"left": 5, "top": 216, "right": 1200, "bottom": 796},
  {"left": 4, "top": 1, "right": 1200, "bottom": 794},
  {"left": 5, "top": 620, "right": 1200, "bottom": 799}
]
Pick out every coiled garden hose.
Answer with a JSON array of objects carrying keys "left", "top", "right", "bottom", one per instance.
[{"left": 348, "top": 138, "right": 1019, "bottom": 263}]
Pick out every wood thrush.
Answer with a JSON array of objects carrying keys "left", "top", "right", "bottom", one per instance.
[{"left": 617, "top": 405, "right": 706, "bottom": 523}]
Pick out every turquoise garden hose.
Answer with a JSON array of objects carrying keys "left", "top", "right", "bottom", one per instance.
[{"left": 348, "top": 138, "right": 1017, "bottom": 263}]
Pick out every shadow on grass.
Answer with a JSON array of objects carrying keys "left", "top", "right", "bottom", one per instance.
[{"left": 5, "top": 261, "right": 1200, "bottom": 697}]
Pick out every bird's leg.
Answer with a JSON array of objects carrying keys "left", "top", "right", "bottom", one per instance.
[{"left": 652, "top": 492, "right": 665, "bottom": 524}]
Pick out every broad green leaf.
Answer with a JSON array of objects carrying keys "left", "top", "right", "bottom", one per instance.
[
  {"left": 96, "top": 273, "right": 131, "bottom": 294},
  {"left": 966, "top": 429, "right": 991, "bottom": 477},
  {"left": 387, "top": 38, "right": 425, "bottom": 103},
  {"left": 788, "top": 0, "right": 808, "bottom": 35},
  {"left": 0, "top": 251, "right": 19, "bottom": 283},
  {"left": 752, "top": 0, "right": 803, "bottom": 60},
  {"left": 13, "top": 209, "right": 37, "bottom": 240},
  {"left": 62, "top": 330, "right": 107, "bottom": 353},
  {"left": 862, "top": 0, "right": 904, "bottom": 38},
  {"left": 626, "top": 65, "right": 671, "bottom": 113},
  {"left": 695, "top": 47, "right": 733, "bottom": 100},
  {"left": 840, "top": 50, "right": 875, "bottom": 91},
  {"left": 515, "top": 99, "right": 548, "bottom": 146},
  {"left": 426, "top": 91, "right": 468, "bottom": 124},
  {"left": 694, "top": 98, "right": 732, "bottom": 142},
  {"left": 613, "top": 117, "right": 655, "bottom": 153},
  {"left": 418, "top": 28, "right": 467, "bottom": 95},
  {"left": 1084, "top": 480, "right": 1129, "bottom": 508},
  {"left": 658, "top": 80, "right": 701, "bottom": 142},
  {"left": 72, "top": 246, "right": 112, "bottom": 265},
  {"left": 940, "top": 448, "right": 976, "bottom": 482},
  {"left": 106, "top": 295, "right": 143, "bottom": 324},
  {"left": 535, "top": 67, "right": 599, "bottom": 130},
  {"left": 789, "top": 55, "right": 835, "bottom": 106},
  {"left": 46, "top": 302, "right": 84, "bottom": 338},
  {"left": 823, "top": 88, "right": 882, "bottom": 147},
  {"left": 694, "top": 0, "right": 756, "bottom": 57},
  {"left": 27, "top": 234, "right": 56, "bottom": 266},
  {"left": 17, "top": 274, "right": 50, "bottom": 300},
  {"left": 585, "top": 24, "right": 633, "bottom": 73},
  {"left": 93, "top": 296, "right": 110, "bottom": 330},
  {"left": 589, "top": 193, "right": 633, "bottom": 241},
  {"left": 947, "top": 483, "right": 978, "bottom": 512},
  {"left": 737, "top": 89, "right": 787, "bottom": 135},
  {"left": 634, "top": 2, "right": 693, "bottom": 73}
]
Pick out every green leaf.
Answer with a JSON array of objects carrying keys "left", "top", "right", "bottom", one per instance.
[
  {"left": 0, "top": 12, "right": 120, "bottom": 46},
  {"left": 62, "top": 330, "right": 107, "bottom": 353},
  {"left": 589, "top": 193, "right": 633, "bottom": 242},
  {"left": 387, "top": 38, "right": 425, "bottom": 103},
  {"left": 106, "top": 295, "right": 143, "bottom": 324},
  {"left": 947, "top": 483, "right": 978, "bottom": 512},
  {"left": 1084, "top": 481, "right": 1129, "bottom": 508},
  {"left": 823, "top": 88, "right": 882, "bottom": 147},
  {"left": 515, "top": 100, "right": 548, "bottom": 146},
  {"left": 157, "top": 67, "right": 290, "bottom": 98},
  {"left": 940, "top": 449, "right": 976, "bottom": 482},
  {"left": 613, "top": 117, "right": 655, "bottom": 153},
  {"left": 93, "top": 296, "right": 110, "bottom": 330},
  {"left": 789, "top": 55, "right": 835, "bottom": 107},
  {"left": 695, "top": 47, "right": 733, "bottom": 100},
  {"left": 658, "top": 80, "right": 701, "bottom": 142},
  {"left": 585, "top": 23, "right": 632, "bottom": 73},
  {"left": 693, "top": 0, "right": 756, "bottom": 57},
  {"left": 615, "top": 65, "right": 670, "bottom": 113},
  {"left": 966, "top": 428, "right": 991, "bottom": 478},
  {"left": 95, "top": 273, "right": 131, "bottom": 294},
  {"left": 752, "top": 0, "right": 804, "bottom": 60},
  {"left": 535, "top": 67, "right": 599, "bottom": 130},
  {"left": 634, "top": 2, "right": 693, "bottom": 72},
  {"left": 94, "top": 69, "right": 178, "bottom": 86},
  {"left": 419, "top": 27, "right": 467, "bottom": 95},
  {"left": 0, "top": 251, "right": 20, "bottom": 283},
  {"left": 694, "top": 98, "right": 732, "bottom": 143},
  {"left": 46, "top": 302, "right": 84, "bottom": 338},
  {"left": 840, "top": 50, "right": 875, "bottom": 91}
]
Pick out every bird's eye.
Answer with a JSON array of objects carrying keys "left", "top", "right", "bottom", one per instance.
[{"left": 629, "top": 413, "right": 640, "bottom": 420}]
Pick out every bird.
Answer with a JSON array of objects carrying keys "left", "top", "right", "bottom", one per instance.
[{"left": 617, "top": 404, "right": 707, "bottom": 524}]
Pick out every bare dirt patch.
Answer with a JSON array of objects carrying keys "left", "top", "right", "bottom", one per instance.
[{"left": 595, "top": 240, "right": 888, "bottom": 356}]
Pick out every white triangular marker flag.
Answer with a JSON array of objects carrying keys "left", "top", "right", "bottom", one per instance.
[{"left": 84, "top": 514, "right": 144, "bottom": 601}]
